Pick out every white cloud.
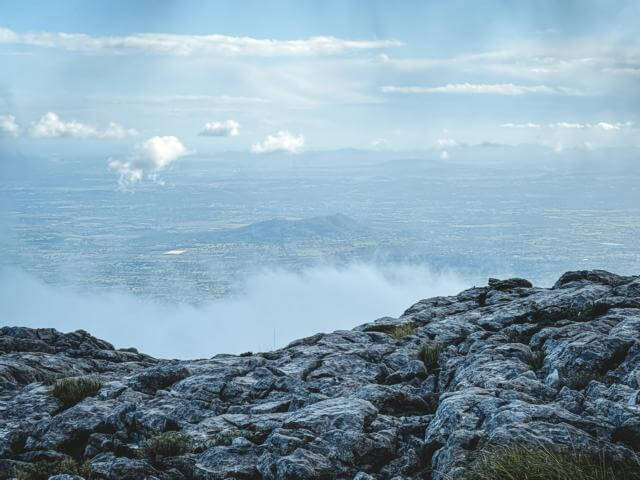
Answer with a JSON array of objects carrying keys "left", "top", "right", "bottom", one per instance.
[
  {"left": 109, "top": 135, "right": 188, "bottom": 188},
  {"left": 435, "top": 138, "right": 458, "bottom": 148},
  {"left": 440, "top": 150, "right": 449, "bottom": 160},
  {"left": 199, "top": 119, "right": 240, "bottom": 137},
  {"left": 501, "top": 121, "right": 634, "bottom": 131},
  {"left": 370, "top": 138, "right": 388, "bottom": 149},
  {"left": 0, "top": 26, "right": 402, "bottom": 57},
  {"left": 0, "top": 114, "right": 20, "bottom": 137},
  {"left": 30, "top": 112, "right": 137, "bottom": 139},
  {"left": 381, "top": 83, "right": 581, "bottom": 95},
  {"left": 501, "top": 122, "right": 541, "bottom": 128},
  {"left": 251, "top": 130, "right": 305, "bottom": 154}
]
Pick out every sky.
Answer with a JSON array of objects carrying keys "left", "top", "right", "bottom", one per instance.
[{"left": 0, "top": 0, "right": 639, "bottom": 180}]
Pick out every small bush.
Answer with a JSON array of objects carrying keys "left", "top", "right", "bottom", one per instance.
[
  {"left": 527, "top": 351, "right": 546, "bottom": 371},
  {"left": 418, "top": 341, "right": 447, "bottom": 370},
  {"left": 142, "top": 431, "right": 192, "bottom": 459},
  {"left": 209, "top": 428, "right": 265, "bottom": 447},
  {"left": 13, "top": 458, "right": 93, "bottom": 480},
  {"left": 239, "top": 351, "right": 253, "bottom": 357},
  {"left": 52, "top": 377, "right": 102, "bottom": 409},
  {"left": 391, "top": 323, "right": 416, "bottom": 339},
  {"left": 464, "top": 444, "right": 640, "bottom": 480},
  {"left": 564, "top": 371, "right": 603, "bottom": 391}
]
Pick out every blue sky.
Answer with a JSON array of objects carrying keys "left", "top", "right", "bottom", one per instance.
[{"left": 0, "top": 0, "right": 638, "bottom": 181}]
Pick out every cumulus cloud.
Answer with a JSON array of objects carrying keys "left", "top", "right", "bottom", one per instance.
[
  {"left": 108, "top": 135, "right": 188, "bottom": 188},
  {"left": 199, "top": 119, "right": 240, "bottom": 137},
  {"left": 0, "top": 26, "right": 402, "bottom": 57},
  {"left": 0, "top": 114, "right": 20, "bottom": 137},
  {"left": 251, "top": 130, "right": 305, "bottom": 154},
  {"left": 30, "top": 112, "right": 137, "bottom": 139},
  {"left": 381, "top": 83, "right": 582, "bottom": 96}
]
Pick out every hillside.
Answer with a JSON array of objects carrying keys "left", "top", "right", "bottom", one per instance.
[{"left": 1, "top": 269, "right": 639, "bottom": 479}]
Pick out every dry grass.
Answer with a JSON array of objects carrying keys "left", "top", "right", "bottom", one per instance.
[
  {"left": 464, "top": 444, "right": 640, "bottom": 480},
  {"left": 141, "top": 431, "right": 192, "bottom": 459},
  {"left": 13, "top": 458, "right": 93, "bottom": 480},
  {"left": 564, "top": 371, "right": 604, "bottom": 391},
  {"left": 527, "top": 350, "right": 546, "bottom": 371},
  {"left": 418, "top": 341, "right": 447, "bottom": 370},
  {"left": 391, "top": 323, "right": 416, "bottom": 339},
  {"left": 52, "top": 377, "right": 102, "bottom": 409}
]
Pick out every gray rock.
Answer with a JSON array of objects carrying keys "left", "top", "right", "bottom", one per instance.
[{"left": 1, "top": 269, "right": 639, "bottom": 479}]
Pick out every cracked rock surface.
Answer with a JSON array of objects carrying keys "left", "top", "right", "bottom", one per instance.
[{"left": 1, "top": 269, "right": 640, "bottom": 479}]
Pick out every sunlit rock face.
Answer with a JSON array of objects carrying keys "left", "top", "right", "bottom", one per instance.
[{"left": 1, "top": 269, "right": 639, "bottom": 479}]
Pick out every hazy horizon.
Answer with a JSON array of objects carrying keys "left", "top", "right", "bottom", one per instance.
[{"left": 1, "top": 1, "right": 638, "bottom": 357}]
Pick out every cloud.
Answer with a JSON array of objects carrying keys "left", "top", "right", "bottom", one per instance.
[
  {"left": 502, "top": 121, "right": 634, "bottom": 130},
  {"left": 370, "top": 138, "right": 388, "bottom": 149},
  {"left": 376, "top": 45, "right": 640, "bottom": 81},
  {"left": 251, "top": 130, "right": 305, "bottom": 154},
  {"left": 30, "top": 112, "right": 137, "bottom": 139},
  {"left": 108, "top": 135, "right": 188, "bottom": 188},
  {"left": 440, "top": 151, "right": 449, "bottom": 160},
  {"left": 0, "top": 114, "right": 19, "bottom": 137},
  {"left": 0, "top": 26, "right": 402, "bottom": 57},
  {"left": 381, "top": 83, "right": 582, "bottom": 95},
  {"left": 435, "top": 138, "right": 458, "bottom": 148},
  {"left": 0, "top": 264, "right": 467, "bottom": 358},
  {"left": 501, "top": 122, "right": 541, "bottom": 128},
  {"left": 199, "top": 119, "right": 240, "bottom": 137}
]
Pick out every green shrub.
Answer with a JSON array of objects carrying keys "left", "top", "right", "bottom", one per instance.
[
  {"left": 391, "top": 323, "right": 416, "bottom": 339},
  {"left": 464, "top": 444, "right": 640, "bottom": 480},
  {"left": 52, "top": 377, "right": 102, "bottom": 409},
  {"left": 564, "top": 371, "right": 603, "bottom": 391},
  {"left": 13, "top": 458, "right": 93, "bottom": 480},
  {"left": 527, "top": 350, "right": 546, "bottom": 371},
  {"left": 209, "top": 428, "right": 265, "bottom": 447},
  {"left": 142, "top": 431, "right": 192, "bottom": 459},
  {"left": 418, "top": 341, "right": 447, "bottom": 370}
]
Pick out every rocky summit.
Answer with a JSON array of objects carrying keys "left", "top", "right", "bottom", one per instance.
[{"left": 1, "top": 269, "right": 640, "bottom": 479}]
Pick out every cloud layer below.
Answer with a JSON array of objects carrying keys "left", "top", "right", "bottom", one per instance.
[{"left": 0, "top": 264, "right": 466, "bottom": 358}]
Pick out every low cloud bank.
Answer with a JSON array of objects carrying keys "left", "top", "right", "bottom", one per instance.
[{"left": 0, "top": 264, "right": 467, "bottom": 359}]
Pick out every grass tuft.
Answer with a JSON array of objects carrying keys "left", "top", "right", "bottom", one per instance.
[
  {"left": 464, "top": 444, "right": 640, "bottom": 480},
  {"left": 52, "top": 377, "right": 102, "bottom": 409},
  {"left": 527, "top": 350, "right": 546, "bottom": 371},
  {"left": 391, "top": 323, "right": 416, "bottom": 339},
  {"left": 564, "top": 371, "right": 604, "bottom": 391},
  {"left": 13, "top": 458, "right": 93, "bottom": 480},
  {"left": 141, "top": 431, "right": 192, "bottom": 459},
  {"left": 418, "top": 341, "right": 447, "bottom": 370}
]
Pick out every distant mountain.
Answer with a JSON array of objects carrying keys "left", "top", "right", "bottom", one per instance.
[
  {"left": 138, "top": 214, "right": 370, "bottom": 247},
  {"left": 214, "top": 213, "right": 368, "bottom": 243}
]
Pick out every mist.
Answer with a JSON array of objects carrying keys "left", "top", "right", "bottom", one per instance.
[{"left": 0, "top": 264, "right": 467, "bottom": 359}]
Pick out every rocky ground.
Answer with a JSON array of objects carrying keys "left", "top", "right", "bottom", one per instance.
[{"left": 1, "top": 269, "right": 640, "bottom": 479}]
